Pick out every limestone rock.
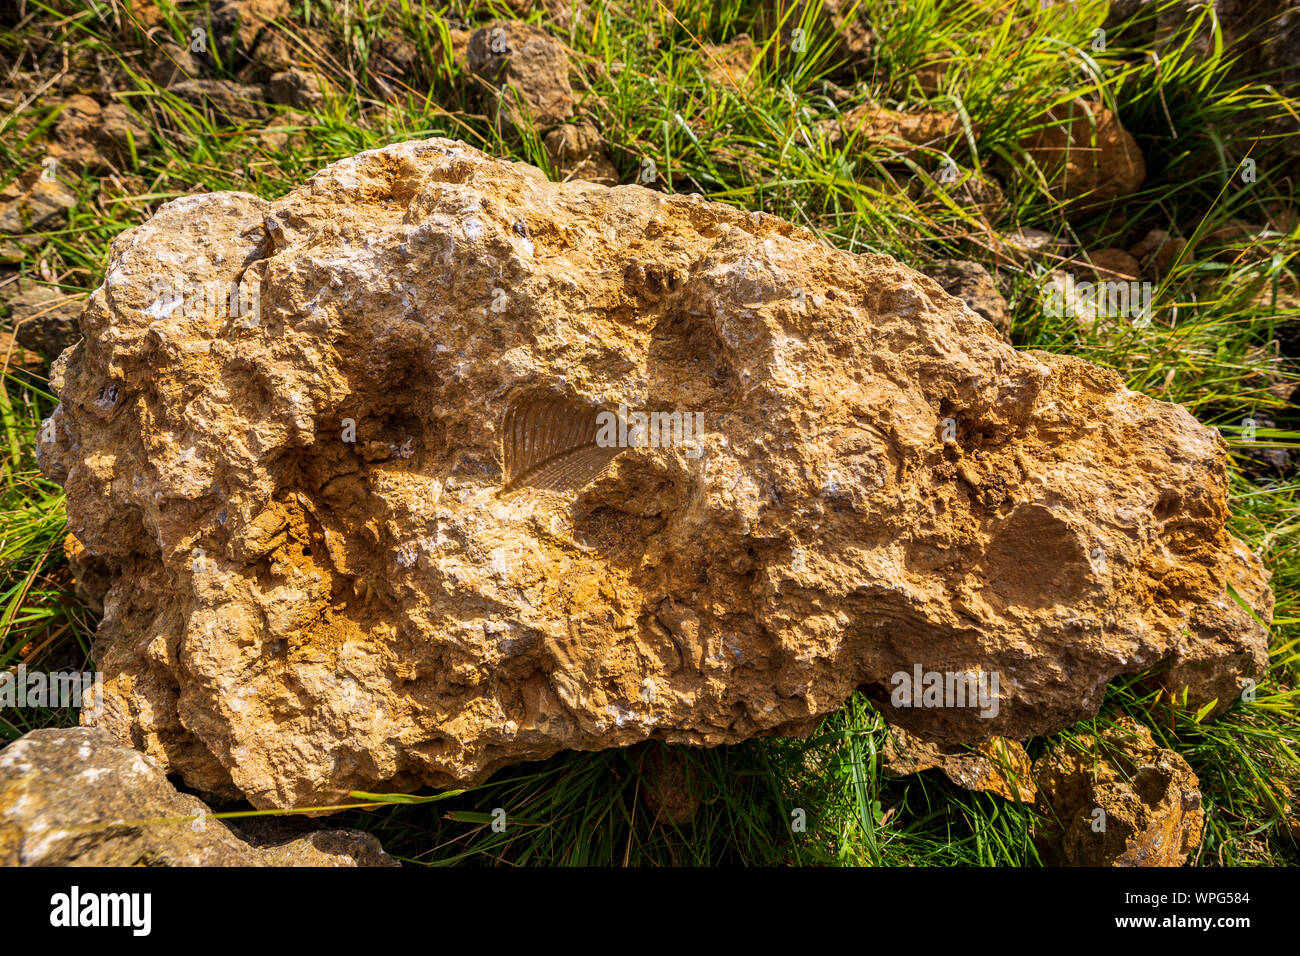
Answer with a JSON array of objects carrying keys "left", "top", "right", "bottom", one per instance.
[
  {"left": 544, "top": 120, "right": 619, "bottom": 185},
  {"left": 0, "top": 728, "right": 394, "bottom": 866},
  {"left": 468, "top": 22, "right": 574, "bottom": 136},
  {"left": 1033, "top": 718, "right": 1204, "bottom": 866},
  {"left": 0, "top": 171, "right": 77, "bottom": 262},
  {"left": 1080, "top": 248, "right": 1141, "bottom": 281},
  {"left": 922, "top": 259, "right": 1010, "bottom": 338},
  {"left": 759, "top": 0, "right": 873, "bottom": 80},
  {"left": 882, "top": 726, "right": 1035, "bottom": 801},
  {"left": 7, "top": 284, "right": 85, "bottom": 360},
  {"left": 209, "top": 0, "right": 289, "bottom": 57},
  {"left": 1024, "top": 99, "right": 1146, "bottom": 210},
  {"left": 826, "top": 104, "right": 963, "bottom": 160},
  {"left": 171, "top": 79, "right": 271, "bottom": 123},
  {"left": 636, "top": 745, "right": 701, "bottom": 825},
  {"left": 270, "top": 68, "right": 330, "bottom": 110},
  {"left": 40, "top": 138, "right": 1271, "bottom": 810}
]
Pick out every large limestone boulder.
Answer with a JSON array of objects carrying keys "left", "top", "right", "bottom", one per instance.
[{"left": 38, "top": 138, "right": 1270, "bottom": 809}]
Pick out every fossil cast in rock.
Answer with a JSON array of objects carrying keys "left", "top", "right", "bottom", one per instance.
[{"left": 38, "top": 138, "right": 1270, "bottom": 809}]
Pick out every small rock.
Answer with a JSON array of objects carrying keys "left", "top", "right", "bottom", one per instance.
[
  {"left": 637, "top": 745, "right": 701, "bottom": 825},
  {"left": 1128, "top": 228, "right": 1187, "bottom": 279},
  {"left": 922, "top": 258, "right": 1011, "bottom": 337},
  {"left": 825, "top": 104, "right": 963, "bottom": 160},
  {"left": 100, "top": 102, "right": 151, "bottom": 154},
  {"left": 120, "top": 0, "right": 167, "bottom": 32},
  {"left": 467, "top": 21, "right": 574, "bottom": 136},
  {"left": 1033, "top": 718, "right": 1204, "bottom": 867},
  {"left": 544, "top": 120, "right": 619, "bottom": 185},
  {"left": 7, "top": 284, "right": 84, "bottom": 359},
  {"left": 171, "top": 79, "right": 271, "bottom": 122},
  {"left": 882, "top": 726, "right": 1035, "bottom": 801},
  {"left": 995, "top": 227, "right": 1074, "bottom": 267},
  {"left": 149, "top": 37, "right": 198, "bottom": 88},
  {"left": 371, "top": 34, "right": 421, "bottom": 97},
  {"left": 1023, "top": 99, "right": 1146, "bottom": 210},
  {"left": 48, "top": 95, "right": 151, "bottom": 172},
  {"left": 1080, "top": 247, "right": 1141, "bottom": 281},
  {"left": 0, "top": 172, "right": 78, "bottom": 262},
  {"left": 209, "top": 0, "right": 289, "bottom": 58},
  {"left": 1235, "top": 413, "right": 1292, "bottom": 479},
  {"left": 0, "top": 728, "right": 396, "bottom": 866},
  {"left": 269, "top": 68, "right": 330, "bottom": 109},
  {"left": 48, "top": 94, "right": 103, "bottom": 169}
]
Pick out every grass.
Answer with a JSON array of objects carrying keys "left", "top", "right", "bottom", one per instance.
[{"left": 0, "top": 0, "right": 1297, "bottom": 865}]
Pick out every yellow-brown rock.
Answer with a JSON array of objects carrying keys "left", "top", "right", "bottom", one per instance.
[
  {"left": 1024, "top": 99, "right": 1146, "bottom": 209},
  {"left": 38, "top": 139, "right": 1270, "bottom": 809},
  {"left": 1033, "top": 718, "right": 1205, "bottom": 866},
  {"left": 882, "top": 727, "right": 1035, "bottom": 801}
]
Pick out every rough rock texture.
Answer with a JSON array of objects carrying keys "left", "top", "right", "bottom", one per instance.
[
  {"left": 544, "top": 120, "right": 619, "bottom": 186},
  {"left": 922, "top": 259, "right": 1010, "bottom": 338},
  {"left": 1033, "top": 718, "right": 1204, "bottom": 866},
  {"left": 270, "top": 68, "right": 331, "bottom": 110},
  {"left": 40, "top": 138, "right": 1271, "bottom": 809},
  {"left": 48, "top": 94, "right": 151, "bottom": 173},
  {"left": 882, "top": 726, "right": 1035, "bottom": 801},
  {"left": 468, "top": 22, "right": 574, "bottom": 136},
  {"left": 8, "top": 284, "right": 85, "bottom": 360},
  {"left": 0, "top": 171, "right": 77, "bottom": 262},
  {"left": 825, "top": 105, "right": 963, "bottom": 160},
  {"left": 0, "top": 728, "right": 394, "bottom": 866},
  {"left": 1023, "top": 99, "right": 1146, "bottom": 210}
]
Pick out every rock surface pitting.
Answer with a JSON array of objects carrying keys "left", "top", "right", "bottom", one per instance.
[{"left": 39, "top": 137, "right": 1271, "bottom": 809}]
